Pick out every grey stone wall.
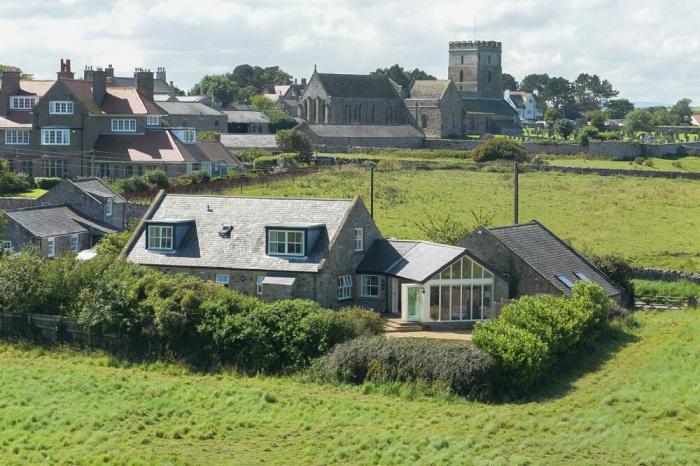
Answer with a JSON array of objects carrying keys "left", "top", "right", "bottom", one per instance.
[
  {"left": 0, "top": 198, "right": 36, "bottom": 210},
  {"left": 38, "top": 181, "right": 126, "bottom": 230},
  {"left": 634, "top": 267, "right": 700, "bottom": 285}
]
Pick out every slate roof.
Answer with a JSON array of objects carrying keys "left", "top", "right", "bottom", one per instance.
[
  {"left": 485, "top": 221, "right": 620, "bottom": 297},
  {"left": 70, "top": 178, "right": 126, "bottom": 203},
  {"left": 315, "top": 73, "right": 401, "bottom": 99},
  {"left": 94, "top": 130, "right": 239, "bottom": 166},
  {"left": 100, "top": 87, "right": 150, "bottom": 114},
  {"left": 302, "top": 124, "right": 424, "bottom": 139},
  {"left": 408, "top": 80, "right": 451, "bottom": 99},
  {"left": 223, "top": 110, "right": 270, "bottom": 124},
  {"left": 126, "top": 195, "right": 357, "bottom": 273},
  {"left": 61, "top": 80, "right": 102, "bottom": 113},
  {"left": 109, "top": 77, "right": 174, "bottom": 94},
  {"left": 220, "top": 134, "right": 279, "bottom": 149},
  {"left": 0, "top": 111, "right": 32, "bottom": 128},
  {"left": 356, "top": 239, "right": 467, "bottom": 283},
  {"left": 462, "top": 98, "right": 519, "bottom": 117},
  {"left": 5, "top": 205, "right": 118, "bottom": 238},
  {"left": 156, "top": 101, "right": 224, "bottom": 116}
]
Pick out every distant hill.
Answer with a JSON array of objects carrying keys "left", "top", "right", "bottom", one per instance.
[{"left": 634, "top": 101, "right": 671, "bottom": 108}]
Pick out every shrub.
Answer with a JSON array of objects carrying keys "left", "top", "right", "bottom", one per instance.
[
  {"left": 473, "top": 282, "right": 614, "bottom": 387},
  {"left": 554, "top": 119, "right": 575, "bottom": 139},
  {"left": 143, "top": 169, "right": 169, "bottom": 189},
  {"left": 253, "top": 154, "right": 297, "bottom": 171},
  {"left": 578, "top": 126, "right": 600, "bottom": 146},
  {"left": 0, "top": 250, "right": 46, "bottom": 314},
  {"left": 238, "top": 149, "right": 272, "bottom": 163},
  {"left": 471, "top": 139, "right": 528, "bottom": 163},
  {"left": 35, "top": 177, "right": 62, "bottom": 190},
  {"left": 335, "top": 307, "right": 385, "bottom": 337},
  {"left": 319, "top": 336, "right": 500, "bottom": 399},
  {"left": 276, "top": 130, "right": 313, "bottom": 162},
  {"left": 376, "top": 159, "right": 401, "bottom": 171},
  {"left": 589, "top": 253, "right": 634, "bottom": 305},
  {"left": 113, "top": 176, "right": 150, "bottom": 193}
]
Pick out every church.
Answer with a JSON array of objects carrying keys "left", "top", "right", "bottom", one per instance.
[{"left": 296, "top": 40, "right": 521, "bottom": 148}]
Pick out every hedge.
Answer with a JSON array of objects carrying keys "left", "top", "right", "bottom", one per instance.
[
  {"left": 318, "top": 336, "right": 500, "bottom": 399},
  {"left": 473, "top": 281, "right": 614, "bottom": 387},
  {"left": 0, "top": 251, "right": 382, "bottom": 372}
]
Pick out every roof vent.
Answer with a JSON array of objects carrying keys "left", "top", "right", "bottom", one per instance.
[
  {"left": 218, "top": 225, "right": 233, "bottom": 238},
  {"left": 206, "top": 204, "right": 213, "bottom": 212}
]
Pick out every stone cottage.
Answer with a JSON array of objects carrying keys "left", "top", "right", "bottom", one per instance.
[{"left": 123, "top": 192, "right": 509, "bottom": 325}]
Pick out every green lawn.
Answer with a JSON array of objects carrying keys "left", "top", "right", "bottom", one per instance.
[
  {"left": 1, "top": 310, "right": 699, "bottom": 464},
  {"left": 234, "top": 168, "right": 700, "bottom": 271},
  {"left": 0, "top": 188, "right": 46, "bottom": 199},
  {"left": 545, "top": 155, "right": 700, "bottom": 172}
]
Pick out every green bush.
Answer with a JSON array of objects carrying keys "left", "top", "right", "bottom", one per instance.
[
  {"left": 113, "top": 176, "right": 150, "bottom": 193},
  {"left": 276, "top": 130, "right": 313, "bottom": 162},
  {"left": 35, "top": 177, "right": 62, "bottom": 190},
  {"left": 0, "top": 250, "right": 46, "bottom": 314},
  {"left": 578, "top": 126, "right": 600, "bottom": 146},
  {"left": 473, "top": 282, "right": 614, "bottom": 387},
  {"left": 589, "top": 253, "right": 634, "bottom": 304},
  {"left": 238, "top": 149, "right": 272, "bottom": 163},
  {"left": 143, "top": 169, "right": 169, "bottom": 189},
  {"left": 253, "top": 154, "right": 297, "bottom": 171},
  {"left": 376, "top": 159, "right": 402, "bottom": 171},
  {"left": 335, "top": 306, "right": 385, "bottom": 337},
  {"left": 319, "top": 336, "right": 500, "bottom": 399},
  {"left": 471, "top": 139, "right": 528, "bottom": 163}
]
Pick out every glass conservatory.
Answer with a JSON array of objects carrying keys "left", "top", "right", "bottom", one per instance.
[{"left": 400, "top": 256, "right": 495, "bottom": 323}]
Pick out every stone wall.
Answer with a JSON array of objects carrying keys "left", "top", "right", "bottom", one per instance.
[
  {"left": 0, "top": 198, "right": 36, "bottom": 210},
  {"left": 533, "top": 164, "right": 700, "bottom": 180},
  {"left": 634, "top": 267, "right": 700, "bottom": 285}
]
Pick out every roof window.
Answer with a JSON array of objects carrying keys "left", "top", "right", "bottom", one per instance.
[
  {"left": 574, "top": 272, "right": 590, "bottom": 281},
  {"left": 557, "top": 275, "right": 574, "bottom": 288},
  {"left": 218, "top": 225, "right": 233, "bottom": 238}
]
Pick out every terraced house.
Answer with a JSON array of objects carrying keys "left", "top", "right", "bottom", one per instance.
[{"left": 0, "top": 60, "right": 237, "bottom": 179}]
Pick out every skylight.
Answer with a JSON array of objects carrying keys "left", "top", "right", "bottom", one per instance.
[
  {"left": 574, "top": 272, "right": 590, "bottom": 281},
  {"left": 557, "top": 275, "right": 574, "bottom": 288}
]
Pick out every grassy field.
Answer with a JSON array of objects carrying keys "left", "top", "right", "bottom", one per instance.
[
  {"left": 545, "top": 155, "right": 700, "bottom": 172},
  {"left": 1, "top": 310, "right": 699, "bottom": 464},
  {"left": 634, "top": 279, "right": 700, "bottom": 298},
  {"left": 232, "top": 167, "right": 700, "bottom": 271},
  {"left": 0, "top": 188, "right": 46, "bottom": 199}
]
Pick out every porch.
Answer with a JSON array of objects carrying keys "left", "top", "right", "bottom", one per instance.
[{"left": 383, "top": 316, "right": 473, "bottom": 341}]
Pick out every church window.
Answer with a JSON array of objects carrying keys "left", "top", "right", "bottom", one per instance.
[
  {"left": 459, "top": 70, "right": 464, "bottom": 82},
  {"left": 420, "top": 114, "right": 428, "bottom": 129},
  {"left": 488, "top": 70, "right": 492, "bottom": 83},
  {"left": 461, "top": 55, "right": 464, "bottom": 64}
]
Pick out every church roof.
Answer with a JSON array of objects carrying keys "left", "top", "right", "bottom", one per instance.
[
  {"left": 408, "top": 80, "right": 451, "bottom": 99},
  {"left": 463, "top": 98, "right": 518, "bottom": 118},
  {"left": 315, "top": 73, "right": 400, "bottom": 99}
]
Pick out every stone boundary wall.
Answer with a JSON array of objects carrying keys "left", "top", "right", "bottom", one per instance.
[
  {"left": 634, "top": 268, "right": 700, "bottom": 285},
  {"left": 532, "top": 164, "right": 700, "bottom": 180},
  {"left": 0, "top": 198, "right": 37, "bottom": 210}
]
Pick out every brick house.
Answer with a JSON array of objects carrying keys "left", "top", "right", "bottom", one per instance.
[
  {"left": 0, "top": 59, "right": 236, "bottom": 179},
  {"left": 123, "top": 193, "right": 509, "bottom": 324}
]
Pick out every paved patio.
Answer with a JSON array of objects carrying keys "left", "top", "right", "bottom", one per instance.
[{"left": 385, "top": 329, "right": 473, "bottom": 341}]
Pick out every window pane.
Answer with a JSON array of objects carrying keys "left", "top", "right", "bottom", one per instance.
[
  {"left": 472, "top": 285, "right": 483, "bottom": 320},
  {"left": 463, "top": 258, "right": 472, "bottom": 279},
  {"left": 451, "top": 285, "right": 461, "bottom": 320},
  {"left": 462, "top": 285, "right": 471, "bottom": 320},
  {"left": 483, "top": 284, "right": 492, "bottom": 318},
  {"left": 473, "top": 264, "right": 483, "bottom": 279},
  {"left": 429, "top": 286, "right": 439, "bottom": 321},
  {"left": 451, "top": 262, "right": 461, "bottom": 280},
  {"left": 440, "top": 285, "right": 450, "bottom": 321}
]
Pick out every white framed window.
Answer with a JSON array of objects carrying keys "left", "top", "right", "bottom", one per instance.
[
  {"left": 146, "top": 115, "right": 161, "bottom": 126},
  {"left": 200, "top": 161, "right": 213, "bottom": 175},
  {"left": 267, "top": 230, "right": 305, "bottom": 256},
  {"left": 71, "top": 234, "right": 80, "bottom": 252},
  {"left": 147, "top": 225, "right": 173, "bottom": 250},
  {"left": 354, "top": 227, "right": 364, "bottom": 251},
  {"left": 111, "top": 119, "right": 136, "bottom": 132},
  {"left": 181, "top": 129, "right": 196, "bottom": 143},
  {"left": 360, "top": 275, "right": 380, "bottom": 298},
  {"left": 4, "top": 129, "right": 30, "bottom": 145},
  {"left": 47, "top": 237, "right": 55, "bottom": 258},
  {"left": 49, "top": 101, "right": 74, "bottom": 115},
  {"left": 256, "top": 276, "right": 264, "bottom": 295},
  {"left": 9, "top": 96, "right": 35, "bottom": 110},
  {"left": 43, "top": 159, "right": 65, "bottom": 177},
  {"left": 41, "top": 129, "right": 70, "bottom": 145},
  {"left": 2, "top": 241, "right": 12, "bottom": 253},
  {"left": 338, "top": 275, "right": 352, "bottom": 300},
  {"left": 215, "top": 274, "right": 230, "bottom": 286},
  {"left": 105, "top": 198, "right": 113, "bottom": 217}
]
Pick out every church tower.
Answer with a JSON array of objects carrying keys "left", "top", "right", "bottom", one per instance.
[{"left": 448, "top": 41, "right": 503, "bottom": 99}]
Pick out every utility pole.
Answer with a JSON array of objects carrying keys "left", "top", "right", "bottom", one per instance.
[
  {"left": 513, "top": 161, "right": 519, "bottom": 224},
  {"left": 370, "top": 163, "right": 375, "bottom": 218}
]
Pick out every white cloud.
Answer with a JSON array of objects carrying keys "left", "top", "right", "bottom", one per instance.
[{"left": 1, "top": 0, "right": 697, "bottom": 104}]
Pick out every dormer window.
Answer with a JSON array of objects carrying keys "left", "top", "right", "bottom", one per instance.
[
  {"left": 268, "top": 229, "right": 304, "bottom": 256},
  {"left": 111, "top": 118, "right": 136, "bottom": 132},
  {"left": 147, "top": 225, "right": 173, "bottom": 250},
  {"left": 182, "top": 129, "right": 196, "bottom": 143},
  {"left": 49, "top": 101, "right": 74, "bottom": 115},
  {"left": 105, "top": 198, "right": 113, "bottom": 217},
  {"left": 10, "top": 96, "right": 35, "bottom": 110}
]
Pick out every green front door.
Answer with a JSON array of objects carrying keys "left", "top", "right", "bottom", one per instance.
[{"left": 406, "top": 286, "right": 423, "bottom": 322}]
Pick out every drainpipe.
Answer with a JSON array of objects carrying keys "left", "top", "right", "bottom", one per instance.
[{"left": 513, "top": 161, "right": 519, "bottom": 224}]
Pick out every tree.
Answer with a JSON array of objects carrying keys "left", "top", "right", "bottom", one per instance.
[
  {"left": 0, "top": 64, "right": 33, "bottom": 80},
  {"left": 414, "top": 209, "right": 494, "bottom": 245},
  {"left": 670, "top": 98, "right": 693, "bottom": 125},
  {"left": 471, "top": 139, "right": 528, "bottom": 162},
  {"left": 190, "top": 65, "right": 294, "bottom": 107},
  {"left": 519, "top": 73, "right": 550, "bottom": 95},
  {"left": 584, "top": 110, "right": 607, "bottom": 131},
  {"left": 251, "top": 94, "right": 297, "bottom": 132},
  {"left": 502, "top": 73, "right": 518, "bottom": 92},
  {"left": 0, "top": 159, "right": 31, "bottom": 195},
  {"left": 554, "top": 119, "right": 575, "bottom": 139},
  {"left": 543, "top": 108, "right": 561, "bottom": 126},
  {"left": 606, "top": 99, "right": 634, "bottom": 119},
  {"left": 572, "top": 73, "right": 619, "bottom": 112},
  {"left": 371, "top": 65, "right": 436, "bottom": 89},
  {"left": 542, "top": 77, "right": 576, "bottom": 117},
  {"left": 276, "top": 130, "right": 312, "bottom": 161},
  {"left": 623, "top": 109, "right": 654, "bottom": 137}
]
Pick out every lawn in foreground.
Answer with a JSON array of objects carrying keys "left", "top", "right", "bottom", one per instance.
[
  {"left": 545, "top": 155, "right": 700, "bottom": 172},
  {"left": 1, "top": 310, "right": 699, "bottom": 465},
  {"left": 234, "top": 168, "right": 700, "bottom": 271}
]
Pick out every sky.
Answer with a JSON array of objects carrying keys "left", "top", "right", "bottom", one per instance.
[{"left": 1, "top": 0, "right": 698, "bottom": 105}]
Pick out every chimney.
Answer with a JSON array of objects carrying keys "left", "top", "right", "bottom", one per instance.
[
  {"left": 57, "top": 58, "right": 74, "bottom": 80},
  {"left": 156, "top": 66, "right": 167, "bottom": 82},
  {"left": 84, "top": 65, "right": 94, "bottom": 81},
  {"left": 92, "top": 68, "right": 106, "bottom": 106},
  {"left": 134, "top": 68, "right": 154, "bottom": 101},
  {"left": 106, "top": 64, "right": 114, "bottom": 79},
  {"left": 301, "top": 77, "right": 307, "bottom": 87},
  {"left": 0, "top": 70, "right": 21, "bottom": 115}
]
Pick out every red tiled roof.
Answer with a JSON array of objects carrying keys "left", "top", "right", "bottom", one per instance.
[
  {"left": 61, "top": 80, "right": 102, "bottom": 113},
  {"left": 18, "top": 80, "right": 54, "bottom": 97},
  {"left": 94, "top": 130, "right": 187, "bottom": 162}
]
